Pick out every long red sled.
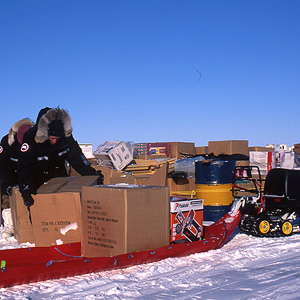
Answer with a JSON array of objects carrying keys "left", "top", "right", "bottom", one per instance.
[{"left": 0, "top": 209, "right": 241, "bottom": 288}]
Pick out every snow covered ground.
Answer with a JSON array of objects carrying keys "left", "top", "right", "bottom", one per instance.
[{"left": 1, "top": 225, "right": 300, "bottom": 300}]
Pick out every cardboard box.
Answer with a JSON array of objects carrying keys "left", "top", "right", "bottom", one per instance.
[
  {"left": 169, "top": 142, "right": 196, "bottom": 159},
  {"left": 147, "top": 143, "right": 170, "bottom": 156},
  {"left": 133, "top": 143, "right": 148, "bottom": 156},
  {"left": 81, "top": 185, "right": 170, "bottom": 257},
  {"left": 10, "top": 188, "right": 35, "bottom": 244},
  {"left": 249, "top": 146, "right": 274, "bottom": 152},
  {"left": 93, "top": 141, "right": 133, "bottom": 170},
  {"left": 170, "top": 197, "right": 203, "bottom": 243},
  {"left": 134, "top": 142, "right": 170, "bottom": 157},
  {"left": 294, "top": 143, "right": 300, "bottom": 156},
  {"left": 109, "top": 175, "right": 150, "bottom": 185},
  {"left": 109, "top": 163, "right": 168, "bottom": 186},
  {"left": 273, "top": 151, "right": 295, "bottom": 169},
  {"left": 79, "top": 143, "right": 94, "bottom": 159},
  {"left": 208, "top": 140, "right": 249, "bottom": 156},
  {"left": 196, "top": 146, "right": 208, "bottom": 155},
  {"left": 168, "top": 177, "right": 195, "bottom": 194},
  {"left": 249, "top": 151, "right": 273, "bottom": 175},
  {"left": 10, "top": 176, "right": 98, "bottom": 245},
  {"left": 30, "top": 192, "right": 82, "bottom": 247},
  {"left": 37, "top": 176, "right": 99, "bottom": 193},
  {"left": 135, "top": 142, "right": 195, "bottom": 159}
]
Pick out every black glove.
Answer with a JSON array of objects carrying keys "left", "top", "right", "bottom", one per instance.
[
  {"left": 21, "top": 188, "right": 35, "bottom": 207},
  {"left": 96, "top": 170, "right": 104, "bottom": 185}
]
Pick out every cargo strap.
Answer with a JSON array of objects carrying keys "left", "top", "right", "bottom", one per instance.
[
  {"left": 46, "top": 248, "right": 85, "bottom": 268},
  {"left": 54, "top": 247, "right": 82, "bottom": 258}
]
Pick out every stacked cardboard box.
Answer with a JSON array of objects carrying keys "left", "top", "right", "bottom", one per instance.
[
  {"left": 294, "top": 143, "right": 300, "bottom": 156},
  {"left": 168, "top": 177, "right": 196, "bottom": 197},
  {"left": 169, "top": 142, "right": 196, "bottom": 159},
  {"left": 249, "top": 151, "right": 273, "bottom": 175},
  {"left": 79, "top": 143, "right": 94, "bottom": 159},
  {"left": 148, "top": 142, "right": 170, "bottom": 156},
  {"left": 134, "top": 142, "right": 196, "bottom": 159},
  {"left": 134, "top": 142, "right": 170, "bottom": 158},
  {"left": 124, "top": 158, "right": 176, "bottom": 175},
  {"left": 111, "top": 162, "right": 169, "bottom": 186},
  {"left": 249, "top": 146, "right": 274, "bottom": 152},
  {"left": 208, "top": 140, "right": 249, "bottom": 156},
  {"left": 93, "top": 141, "right": 133, "bottom": 170},
  {"left": 134, "top": 143, "right": 148, "bottom": 156},
  {"left": 81, "top": 185, "right": 170, "bottom": 257},
  {"left": 273, "top": 151, "right": 296, "bottom": 169},
  {"left": 195, "top": 146, "right": 208, "bottom": 155}
]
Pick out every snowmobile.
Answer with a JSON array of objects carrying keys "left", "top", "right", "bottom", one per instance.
[{"left": 233, "top": 166, "right": 300, "bottom": 237}]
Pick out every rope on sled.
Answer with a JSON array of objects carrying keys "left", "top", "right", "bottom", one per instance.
[
  {"left": 54, "top": 247, "right": 83, "bottom": 258},
  {"left": 45, "top": 247, "right": 84, "bottom": 267}
]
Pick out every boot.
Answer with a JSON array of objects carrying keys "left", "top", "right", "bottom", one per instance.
[{"left": 2, "top": 208, "right": 14, "bottom": 238}]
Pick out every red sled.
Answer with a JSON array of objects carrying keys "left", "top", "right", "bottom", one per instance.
[{"left": 0, "top": 208, "right": 241, "bottom": 288}]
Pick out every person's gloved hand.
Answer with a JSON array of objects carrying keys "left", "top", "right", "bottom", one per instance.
[
  {"left": 21, "top": 188, "right": 35, "bottom": 207},
  {"left": 96, "top": 170, "right": 104, "bottom": 185}
]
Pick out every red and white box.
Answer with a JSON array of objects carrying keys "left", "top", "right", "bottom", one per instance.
[{"left": 170, "top": 197, "right": 203, "bottom": 243}]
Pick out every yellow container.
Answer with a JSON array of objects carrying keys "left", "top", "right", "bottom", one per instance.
[{"left": 195, "top": 183, "right": 233, "bottom": 206}]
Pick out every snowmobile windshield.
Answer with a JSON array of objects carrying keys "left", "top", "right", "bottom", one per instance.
[
  {"left": 264, "top": 168, "right": 300, "bottom": 199},
  {"left": 287, "top": 170, "right": 300, "bottom": 199},
  {"left": 264, "top": 169, "right": 287, "bottom": 196}
]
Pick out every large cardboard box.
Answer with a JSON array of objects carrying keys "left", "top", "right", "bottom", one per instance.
[
  {"left": 208, "top": 140, "right": 249, "bottom": 156},
  {"left": 93, "top": 141, "right": 133, "bottom": 170},
  {"left": 31, "top": 192, "right": 82, "bottom": 247},
  {"left": 81, "top": 185, "right": 170, "bottom": 257},
  {"left": 10, "top": 176, "right": 98, "bottom": 246},
  {"left": 170, "top": 197, "right": 203, "bottom": 243}
]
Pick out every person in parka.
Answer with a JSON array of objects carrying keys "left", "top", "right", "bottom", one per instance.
[
  {"left": 0, "top": 118, "right": 35, "bottom": 210},
  {"left": 0, "top": 118, "right": 34, "bottom": 238},
  {"left": 18, "top": 107, "right": 103, "bottom": 207}
]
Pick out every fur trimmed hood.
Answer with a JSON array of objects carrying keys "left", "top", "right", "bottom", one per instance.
[
  {"left": 8, "top": 118, "right": 35, "bottom": 146},
  {"left": 35, "top": 107, "right": 73, "bottom": 143}
]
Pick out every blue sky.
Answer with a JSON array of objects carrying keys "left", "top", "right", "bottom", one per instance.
[{"left": 1, "top": 1, "right": 300, "bottom": 149}]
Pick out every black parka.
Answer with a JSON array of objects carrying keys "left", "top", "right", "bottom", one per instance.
[
  {"left": 17, "top": 108, "right": 98, "bottom": 193},
  {"left": 0, "top": 134, "right": 19, "bottom": 193},
  {"left": 0, "top": 118, "right": 34, "bottom": 194}
]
